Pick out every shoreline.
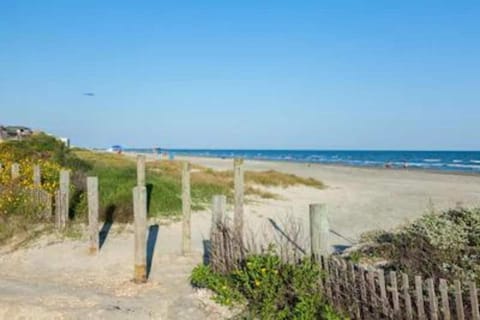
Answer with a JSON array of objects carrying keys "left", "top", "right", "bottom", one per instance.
[{"left": 125, "top": 151, "right": 480, "bottom": 177}]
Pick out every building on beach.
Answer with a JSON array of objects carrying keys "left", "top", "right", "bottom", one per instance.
[{"left": 0, "top": 125, "right": 33, "bottom": 142}]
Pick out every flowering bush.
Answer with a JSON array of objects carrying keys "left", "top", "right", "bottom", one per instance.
[
  {"left": 191, "top": 248, "right": 342, "bottom": 319},
  {"left": 0, "top": 134, "right": 73, "bottom": 235},
  {"left": 0, "top": 158, "right": 61, "bottom": 216}
]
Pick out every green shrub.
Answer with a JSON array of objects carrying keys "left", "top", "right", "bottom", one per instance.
[
  {"left": 353, "top": 208, "right": 480, "bottom": 285},
  {"left": 191, "top": 249, "right": 343, "bottom": 319}
]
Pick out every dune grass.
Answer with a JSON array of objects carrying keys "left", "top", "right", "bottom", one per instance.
[{"left": 73, "top": 150, "right": 325, "bottom": 221}]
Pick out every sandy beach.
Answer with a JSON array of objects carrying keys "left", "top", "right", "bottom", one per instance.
[
  {"left": 174, "top": 155, "right": 480, "bottom": 249},
  {"left": 1, "top": 153, "right": 479, "bottom": 319}
]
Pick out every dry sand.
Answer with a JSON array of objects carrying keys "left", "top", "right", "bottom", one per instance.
[
  {"left": 1, "top": 155, "right": 479, "bottom": 319},
  {"left": 177, "top": 156, "right": 480, "bottom": 248}
]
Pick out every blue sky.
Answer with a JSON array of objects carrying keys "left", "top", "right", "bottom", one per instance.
[{"left": 1, "top": 1, "right": 479, "bottom": 150}]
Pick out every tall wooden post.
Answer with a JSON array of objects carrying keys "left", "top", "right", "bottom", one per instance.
[
  {"left": 33, "top": 164, "right": 41, "bottom": 186},
  {"left": 11, "top": 163, "right": 20, "bottom": 179},
  {"left": 58, "top": 170, "right": 70, "bottom": 229},
  {"left": 233, "top": 158, "right": 244, "bottom": 245},
  {"left": 133, "top": 186, "right": 147, "bottom": 283},
  {"left": 87, "top": 177, "right": 99, "bottom": 254},
  {"left": 182, "top": 162, "right": 191, "bottom": 255},
  {"left": 310, "top": 203, "right": 330, "bottom": 260},
  {"left": 137, "top": 155, "right": 146, "bottom": 186},
  {"left": 211, "top": 195, "right": 226, "bottom": 273}
]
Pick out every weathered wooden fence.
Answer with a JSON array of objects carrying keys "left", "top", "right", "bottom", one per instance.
[
  {"left": 317, "top": 255, "right": 480, "bottom": 320},
  {"left": 208, "top": 179, "right": 480, "bottom": 320}
]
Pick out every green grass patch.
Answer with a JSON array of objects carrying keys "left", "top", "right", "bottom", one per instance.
[{"left": 74, "top": 151, "right": 325, "bottom": 221}]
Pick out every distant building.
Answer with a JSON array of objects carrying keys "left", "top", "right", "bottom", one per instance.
[
  {"left": 60, "top": 137, "right": 70, "bottom": 148},
  {"left": 0, "top": 125, "right": 33, "bottom": 142}
]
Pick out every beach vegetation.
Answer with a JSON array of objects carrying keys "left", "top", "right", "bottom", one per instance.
[
  {"left": 348, "top": 207, "right": 480, "bottom": 285},
  {"left": 191, "top": 248, "right": 342, "bottom": 319},
  {"left": 73, "top": 150, "right": 325, "bottom": 221},
  {"left": 0, "top": 134, "right": 325, "bottom": 244}
]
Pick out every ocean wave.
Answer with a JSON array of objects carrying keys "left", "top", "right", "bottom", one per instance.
[
  {"left": 447, "top": 164, "right": 480, "bottom": 169},
  {"left": 453, "top": 160, "right": 463, "bottom": 163},
  {"left": 471, "top": 160, "right": 480, "bottom": 164},
  {"left": 406, "top": 162, "right": 445, "bottom": 168},
  {"left": 423, "top": 159, "right": 441, "bottom": 162}
]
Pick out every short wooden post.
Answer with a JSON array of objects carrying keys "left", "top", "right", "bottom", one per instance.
[
  {"left": 359, "top": 267, "right": 368, "bottom": 316},
  {"left": 212, "top": 195, "right": 226, "bottom": 229},
  {"left": 439, "top": 279, "right": 451, "bottom": 320},
  {"left": 390, "top": 271, "right": 400, "bottom": 316},
  {"left": 309, "top": 203, "right": 329, "bottom": 259},
  {"left": 233, "top": 158, "right": 244, "bottom": 245},
  {"left": 33, "top": 164, "right": 41, "bottom": 186},
  {"left": 454, "top": 280, "right": 465, "bottom": 320},
  {"left": 11, "top": 163, "right": 20, "bottom": 179},
  {"left": 426, "top": 278, "right": 439, "bottom": 320},
  {"left": 402, "top": 273, "right": 413, "bottom": 320},
  {"left": 367, "top": 269, "right": 378, "bottom": 316},
  {"left": 137, "top": 155, "right": 146, "bottom": 186},
  {"left": 133, "top": 186, "right": 147, "bottom": 283},
  {"left": 181, "top": 162, "right": 191, "bottom": 255},
  {"left": 349, "top": 262, "right": 361, "bottom": 319},
  {"left": 378, "top": 270, "right": 388, "bottom": 316},
  {"left": 87, "top": 177, "right": 99, "bottom": 255},
  {"left": 470, "top": 282, "right": 480, "bottom": 320},
  {"left": 415, "top": 275, "right": 426, "bottom": 320},
  {"left": 59, "top": 170, "right": 70, "bottom": 228}
]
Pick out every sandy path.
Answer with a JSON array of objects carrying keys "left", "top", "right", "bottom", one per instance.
[{"left": 0, "top": 225, "right": 229, "bottom": 320}]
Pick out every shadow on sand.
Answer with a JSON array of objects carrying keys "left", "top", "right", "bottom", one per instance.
[
  {"left": 99, "top": 204, "right": 115, "bottom": 250},
  {"left": 202, "top": 239, "right": 211, "bottom": 265},
  {"left": 146, "top": 224, "right": 159, "bottom": 279}
]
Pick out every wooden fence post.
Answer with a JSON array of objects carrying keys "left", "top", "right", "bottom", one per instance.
[
  {"left": 212, "top": 195, "right": 226, "bottom": 229},
  {"left": 233, "top": 158, "right": 244, "bottom": 245},
  {"left": 133, "top": 186, "right": 147, "bottom": 283},
  {"left": 137, "top": 155, "right": 146, "bottom": 186},
  {"left": 415, "top": 275, "right": 426, "bottom": 320},
  {"left": 87, "top": 177, "right": 99, "bottom": 255},
  {"left": 11, "top": 163, "right": 20, "bottom": 179},
  {"left": 378, "top": 270, "right": 388, "bottom": 316},
  {"left": 309, "top": 203, "right": 329, "bottom": 259},
  {"left": 439, "top": 279, "right": 451, "bottom": 320},
  {"left": 402, "top": 273, "right": 413, "bottom": 320},
  {"left": 390, "top": 271, "right": 400, "bottom": 316},
  {"left": 470, "top": 282, "right": 480, "bottom": 320},
  {"left": 33, "top": 164, "right": 41, "bottom": 186},
  {"left": 211, "top": 195, "right": 226, "bottom": 273},
  {"left": 182, "top": 162, "right": 191, "bottom": 255},
  {"left": 59, "top": 169, "right": 70, "bottom": 229},
  {"left": 426, "top": 278, "right": 439, "bottom": 320},
  {"left": 454, "top": 280, "right": 465, "bottom": 320}
]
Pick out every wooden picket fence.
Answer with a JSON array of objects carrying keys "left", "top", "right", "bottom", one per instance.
[{"left": 320, "top": 256, "right": 480, "bottom": 320}]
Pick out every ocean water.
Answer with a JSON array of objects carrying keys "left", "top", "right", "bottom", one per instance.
[{"left": 129, "top": 149, "right": 480, "bottom": 174}]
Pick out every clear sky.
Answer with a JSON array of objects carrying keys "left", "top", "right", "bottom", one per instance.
[{"left": 1, "top": 1, "right": 479, "bottom": 150}]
